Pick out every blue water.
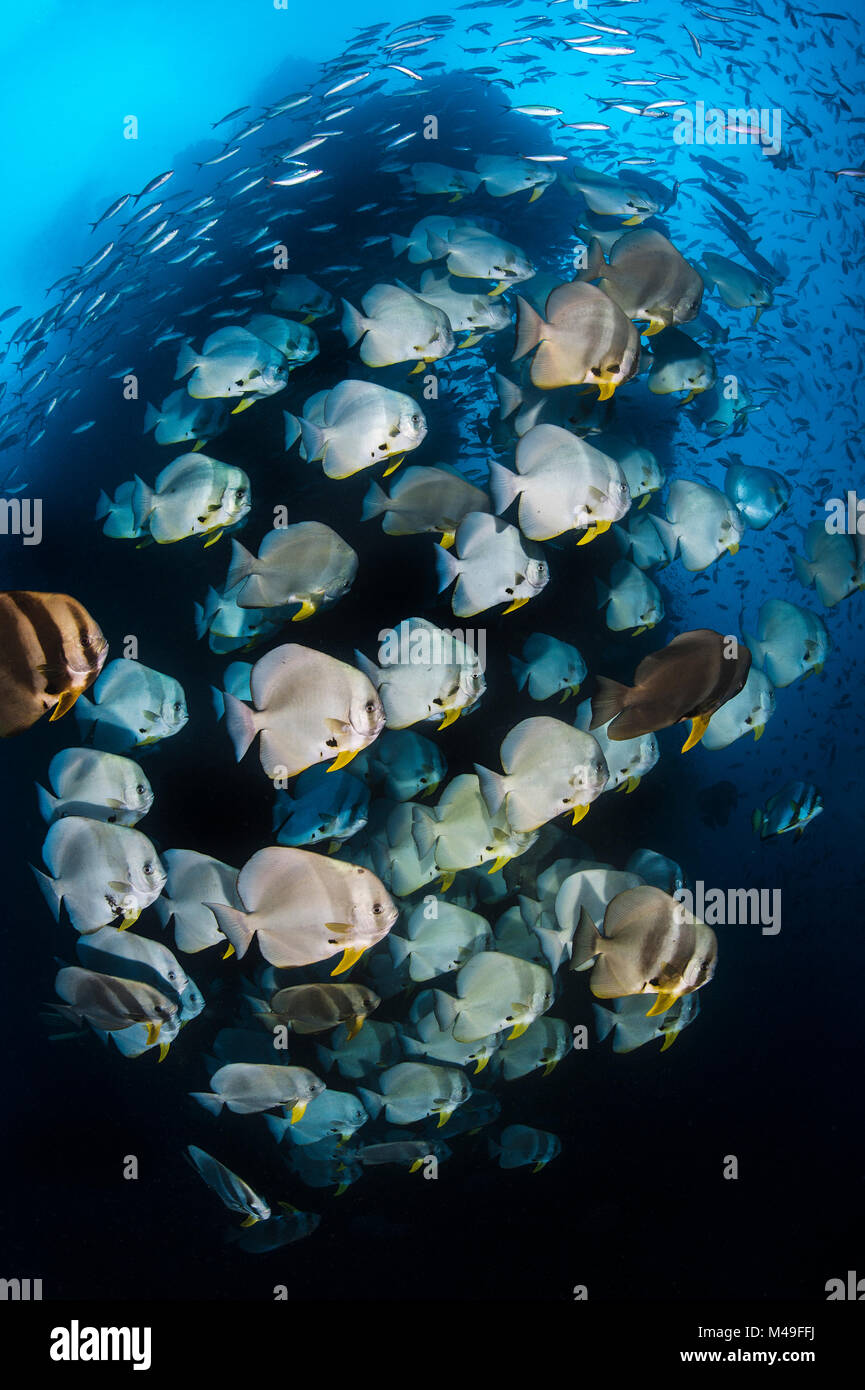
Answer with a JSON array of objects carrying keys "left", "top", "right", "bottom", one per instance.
[{"left": 1, "top": 0, "right": 863, "bottom": 1302}]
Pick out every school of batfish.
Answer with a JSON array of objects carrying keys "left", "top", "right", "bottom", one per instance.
[{"left": 3, "top": 0, "right": 860, "bottom": 1249}]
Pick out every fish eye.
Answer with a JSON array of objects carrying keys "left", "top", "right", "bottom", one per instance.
[
  {"left": 167, "top": 970, "right": 177, "bottom": 982},
  {"left": 143, "top": 861, "right": 153, "bottom": 874},
  {"left": 136, "top": 784, "right": 146, "bottom": 794},
  {"left": 365, "top": 700, "right": 376, "bottom": 714},
  {"left": 173, "top": 702, "right": 183, "bottom": 712},
  {"left": 372, "top": 903, "right": 384, "bottom": 915}
]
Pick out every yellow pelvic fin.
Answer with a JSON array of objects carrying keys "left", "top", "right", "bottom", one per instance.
[
  {"left": 437, "top": 707, "right": 461, "bottom": 730},
  {"left": 646, "top": 991, "right": 678, "bottom": 1018},
  {"left": 120, "top": 908, "right": 141, "bottom": 931},
  {"left": 637, "top": 492, "right": 651, "bottom": 508},
  {"left": 145, "top": 1021, "right": 161, "bottom": 1045},
  {"left": 813, "top": 661, "right": 824, "bottom": 675},
  {"left": 488, "top": 281, "right": 509, "bottom": 297},
  {"left": 448, "top": 193, "right": 463, "bottom": 204},
  {"left": 439, "top": 870, "right": 456, "bottom": 892},
  {"left": 334, "top": 1182, "right": 349, "bottom": 1196},
  {"left": 643, "top": 316, "right": 667, "bottom": 336},
  {"left": 596, "top": 378, "right": 616, "bottom": 402},
  {"left": 528, "top": 185, "right": 545, "bottom": 203},
  {"left": 49, "top": 689, "right": 82, "bottom": 722},
  {"left": 474, "top": 1054, "right": 490, "bottom": 1074},
  {"left": 192, "top": 438, "right": 206, "bottom": 451},
  {"left": 291, "top": 599, "right": 317, "bottom": 622},
  {"left": 621, "top": 213, "right": 642, "bottom": 226},
  {"left": 331, "top": 944, "right": 365, "bottom": 976},
  {"left": 328, "top": 746, "right": 360, "bottom": 771},
  {"left": 458, "top": 333, "right": 483, "bottom": 349},
  {"left": 439, "top": 529, "right": 456, "bottom": 549},
  {"left": 240, "top": 1214, "right": 258, "bottom": 1228},
  {"left": 409, "top": 359, "right": 426, "bottom": 375},
  {"left": 571, "top": 803, "right": 590, "bottom": 826},
  {"left": 532, "top": 1161, "right": 546, "bottom": 1173},
  {"left": 542, "top": 1059, "right": 557, "bottom": 1077},
  {"left": 502, "top": 595, "right": 530, "bottom": 614},
  {"left": 230, "top": 396, "right": 256, "bottom": 415},
  {"left": 626, "top": 775, "right": 641, "bottom": 794},
  {"left": 680, "top": 388, "right": 699, "bottom": 406},
  {"left": 753, "top": 723, "right": 765, "bottom": 741},
  {"left": 345, "top": 1014, "right": 364, "bottom": 1042},
  {"left": 632, "top": 625, "right": 647, "bottom": 636},
  {"left": 488, "top": 854, "right": 511, "bottom": 874},
  {"left": 436, "top": 1107, "right": 454, "bottom": 1128},
  {"left": 222, "top": 942, "right": 235, "bottom": 959},
  {"left": 681, "top": 713, "right": 711, "bottom": 753},
  {"left": 507, "top": 1020, "right": 530, "bottom": 1041},
  {"left": 158, "top": 1042, "right": 170, "bottom": 1062},
  {"left": 577, "top": 525, "right": 599, "bottom": 546},
  {"left": 659, "top": 1030, "right": 679, "bottom": 1053},
  {"left": 203, "top": 529, "right": 223, "bottom": 548},
  {"left": 727, "top": 541, "right": 740, "bottom": 556},
  {"left": 383, "top": 453, "right": 405, "bottom": 477},
  {"left": 410, "top": 1158, "right": 424, "bottom": 1172},
  {"left": 326, "top": 839, "right": 342, "bottom": 855},
  {"left": 290, "top": 1099, "right": 308, "bottom": 1124}
]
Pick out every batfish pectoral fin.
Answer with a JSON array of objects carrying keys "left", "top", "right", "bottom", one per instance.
[
  {"left": 681, "top": 713, "right": 711, "bottom": 752},
  {"left": 328, "top": 747, "right": 361, "bottom": 771},
  {"left": 646, "top": 991, "right": 678, "bottom": 1017},
  {"left": 49, "top": 690, "right": 82, "bottom": 722},
  {"left": 291, "top": 599, "right": 317, "bottom": 622},
  {"left": 571, "top": 803, "right": 590, "bottom": 825},
  {"left": 290, "top": 1100, "right": 308, "bottom": 1124},
  {"left": 502, "top": 595, "right": 530, "bottom": 613},
  {"left": 330, "top": 942, "right": 365, "bottom": 976}
]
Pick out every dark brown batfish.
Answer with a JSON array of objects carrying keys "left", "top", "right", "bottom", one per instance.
[{"left": 590, "top": 628, "right": 751, "bottom": 749}]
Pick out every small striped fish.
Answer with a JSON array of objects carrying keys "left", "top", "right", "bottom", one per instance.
[{"left": 0, "top": 590, "right": 107, "bottom": 736}]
